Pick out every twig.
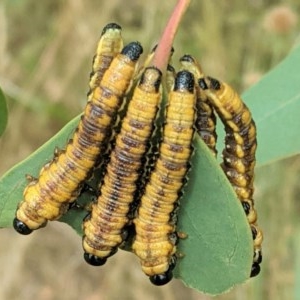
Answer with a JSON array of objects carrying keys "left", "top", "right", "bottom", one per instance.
[{"left": 152, "top": 0, "right": 191, "bottom": 72}]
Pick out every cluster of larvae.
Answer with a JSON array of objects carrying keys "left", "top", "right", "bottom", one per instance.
[{"left": 13, "top": 23, "right": 262, "bottom": 285}]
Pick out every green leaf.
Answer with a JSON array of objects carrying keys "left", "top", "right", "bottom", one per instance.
[
  {"left": 0, "top": 88, "right": 8, "bottom": 137},
  {"left": 242, "top": 45, "right": 300, "bottom": 167},
  {"left": 175, "top": 136, "right": 253, "bottom": 295}
]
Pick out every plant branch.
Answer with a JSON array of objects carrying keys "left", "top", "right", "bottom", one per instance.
[{"left": 152, "top": 0, "right": 191, "bottom": 72}]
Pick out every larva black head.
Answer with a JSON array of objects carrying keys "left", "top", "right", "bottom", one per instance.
[
  {"left": 101, "top": 23, "right": 122, "bottom": 35},
  {"left": 83, "top": 253, "right": 107, "bottom": 266},
  {"left": 13, "top": 218, "right": 33, "bottom": 235},
  {"left": 149, "top": 257, "right": 176, "bottom": 286},
  {"left": 207, "top": 76, "right": 221, "bottom": 91},
  {"left": 174, "top": 70, "right": 194, "bottom": 93},
  {"left": 149, "top": 269, "right": 173, "bottom": 286},
  {"left": 179, "top": 54, "right": 195, "bottom": 63},
  {"left": 121, "top": 42, "right": 143, "bottom": 61},
  {"left": 140, "top": 67, "right": 162, "bottom": 92},
  {"left": 250, "top": 262, "right": 261, "bottom": 277}
]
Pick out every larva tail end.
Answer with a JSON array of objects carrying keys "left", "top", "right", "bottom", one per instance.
[
  {"left": 179, "top": 54, "right": 195, "bottom": 63},
  {"left": 101, "top": 23, "right": 122, "bottom": 35},
  {"left": 174, "top": 70, "right": 194, "bottom": 93},
  {"left": 83, "top": 252, "right": 107, "bottom": 266},
  {"left": 13, "top": 218, "right": 33, "bottom": 235}
]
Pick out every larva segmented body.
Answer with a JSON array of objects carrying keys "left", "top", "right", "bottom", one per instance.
[
  {"left": 13, "top": 42, "right": 143, "bottom": 235},
  {"left": 179, "top": 55, "right": 217, "bottom": 156},
  {"left": 132, "top": 70, "right": 196, "bottom": 286},
  {"left": 82, "top": 67, "right": 162, "bottom": 266},
  {"left": 199, "top": 76, "right": 263, "bottom": 277}
]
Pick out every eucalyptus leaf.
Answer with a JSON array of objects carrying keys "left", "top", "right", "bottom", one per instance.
[
  {"left": 243, "top": 44, "right": 300, "bottom": 167},
  {"left": 175, "top": 136, "right": 253, "bottom": 295}
]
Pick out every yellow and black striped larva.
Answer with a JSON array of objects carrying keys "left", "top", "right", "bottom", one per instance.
[
  {"left": 82, "top": 67, "right": 163, "bottom": 266},
  {"left": 13, "top": 42, "right": 143, "bottom": 235},
  {"left": 199, "top": 76, "right": 263, "bottom": 277},
  {"left": 124, "top": 49, "right": 177, "bottom": 216},
  {"left": 132, "top": 70, "right": 196, "bottom": 286},
  {"left": 179, "top": 54, "right": 217, "bottom": 156},
  {"left": 86, "top": 23, "right": 124, "bottom": 173},
  {"left": 87, "top": 23, "right": 123, "bottom": 99}
]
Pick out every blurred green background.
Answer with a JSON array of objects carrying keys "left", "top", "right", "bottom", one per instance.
[{"left": 0, "top": 0, "right": 299, "bottom": 299}]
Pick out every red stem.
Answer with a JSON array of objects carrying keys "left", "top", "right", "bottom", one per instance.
[{"left": 152, "top": 0, "right": 191, "bottom": 72}]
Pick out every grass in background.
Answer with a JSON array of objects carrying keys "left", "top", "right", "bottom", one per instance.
[{"left": 0, "top": 0, "right": 299, "bottom": 299}]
